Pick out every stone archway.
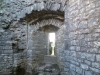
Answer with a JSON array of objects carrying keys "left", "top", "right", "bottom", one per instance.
[
  {"left": 28, "top": 19, "right": 64, "bottom": 31},
  {"left": 0, "top": 0, "right": 67, "bottom": 74},
  {"left": 26, "top": 24, "right": 65, "bottom": 75},
  {"left": 27, "top": 19, "right": 64, "bottom": 62},
  {"left": 17, "top": 1, "right": 66, "bottom": 73}
]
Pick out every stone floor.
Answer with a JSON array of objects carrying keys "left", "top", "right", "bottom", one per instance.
[
  {"left": 36, "top": 55, "right": 61, "bottom": 75},
  {"left": 0, "top": 55, "right": 61, "bottom": 75}
]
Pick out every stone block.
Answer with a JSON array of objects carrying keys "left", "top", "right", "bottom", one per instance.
[
  {"left": 3, "top": 46, "right": 12, "bottom": 50},
  {"left": 71, "top": 40, "right": 78, "bottom": 46},
  {"left": 71, "top": 71, "right": 76, "bottom": 75},
  {"left": 0, "top": 51, "right": 2, "bottom": 55},
  {"left": 92, "top": 62, "right": 100, "bottom": 69},
  {"left": 3, "top": 50, "right": 13, "bottom": 54},
  {"left": 96, "top": 1, "right": 100, "bottom": 7},
  {"left": 69, "top": 4, "right": 77, "bottom": 12},
  {"left": 88, "top": 17, "right": 99, "bottom": 27},
  {"left": 84, "top": 60, "right": 91, "bottom": 66},
  {"left": 86, "top": 53, "right": 95, "bottom": 61},
  {"left": 65, "top": 56, "right": 70, "bottom": 62},
  {"left": 44, "top": 55, "right": 57, "bottom": 64},
  {"left": 18, "top": 42, "right": 26, "bottom": 50},
  {"left": 76, "top": 46, "right": 80, "bottom": 51},
  {"left": 90, "top": 67, "right": 100, "bottom": 73},
  {"left": 70, "top": 60, "right": 80, "bottom": 66},
  {"left": 96, "top": 55, "right": 100, "bottom": 62},
  {"left": 70, "top": 10, "right": 78, "bottom": 18},
  {"left": 89, "top": 3, "right": 95, "bottom": 10},
  {"left": 37, "top": 2, "right": 44, "bottom": 11},
  {"left": 77, "top": 35, "right": 84, "bottom": 40},
  {"left": 83, "top": 29, "right": 90, "bottom": 34},
  {"left": 65, "top": 72, "right": 71, "bottom": 75},
  {"left": 0, "top": 37, "right": 5, "bottom": 41},
  {"left": 92, "top": 33, "right": 99, "bottom": 38},
  {"left": 70, "top": 64, "right": 76, "bottom": 71},
  {"left": 13, "top": 54, "right": 18, "bottom": 59},
  {"left": 65, "top": 62, "right": 70, "bottom": 68},
  {"left": 85, "top": 71, "right": 93, "bottom": 75},
  {"left": 76, "top": 66, "right": 83, "bottom": 74},
  {"left": 81, "top": 64, "right": 89, "bottom": 70},
  {"left": 65, "top": 42, "right": 70, "bottom": 50},
  {"left": 89, "top": 48, "right": 99, "bottom": 53},
  {"left": 70, "top": 51, "right": 76, "bottom": 57},
  {"left": 65, "top": 51, "right": 70, "bottom": 56},
  {"left": 80, "top": 7, "right": 85, "bottom": 13},
  {"left": 50, "top": 3, "right": 60, "bottom": 11},
  {"left": 78, "top": 21, "right": 87, "bottom": 29},
  {"left": 69, "top": 34, "right": 77, "bottom": 40},
  {"left": 79, "top": 39, "right": 88, "bottom": 47},
  {"left": 64, "top": 68, "right": 69, "bottom": 72},
  {"left": 69, "top": 23, "right": 78, "bottom": 31},
  {"left": 95, "top": 29, "right": 100, "bottom": 33},
  {"left": 0, "top": 28, "right": 4, "bottom": 33},
  {"left": 0, "top": 41, "right": 6, "bottom": 46},
  {"left": 69, "top": 46, "right": 76, "bottom": 51}
]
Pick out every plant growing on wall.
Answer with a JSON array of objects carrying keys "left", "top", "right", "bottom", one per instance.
[
  {"left": 43, "top": 73, "right": 47, "bottom": 75},
  {"left": 0, "top": 0, "right": 5, "bottom": 10}
]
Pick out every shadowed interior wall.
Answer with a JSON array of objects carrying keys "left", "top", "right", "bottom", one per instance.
[
  {"left": 27, "top": 25, "right": 48, "bottom": 72},
  {"left": 56, "top": 25, "right": 66, "bottom": 72}
]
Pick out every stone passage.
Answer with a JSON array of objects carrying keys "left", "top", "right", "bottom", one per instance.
[{"left": 0, "top": 0, "right": 100, "bottom": 75}]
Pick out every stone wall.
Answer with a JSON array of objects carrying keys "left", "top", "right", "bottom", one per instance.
[
  {"left": 32, "top": 31, "right": 48, "bottom": 63},
  {"left": 29, "top": 19, "right": 64, "bottom": 31},
  {"left": 0, "top": 0, "right": 65, "bottom": 72},
  {"left": 11, "top": 21, "right": 28, "bottom": 75},
  {"left": 64, "top": 0, "right": 100, "bottom": 75},
  {"left": 0, "top": 0, "right": 65, "bottom": 74},
  {"left": 0, "top": 0, "right": 100, "bottom": 75},
  {"left": 0, "top": 0, "right": 66, "bottom": 22},
  {"left": 0, "top": 31, "right": 13, "bottom": 74},
  {"left": 0, "top": 19, "right": 27, "bottom": 74},
  {"left": 27, "top": 25, "right": 48, "bottom": 72},
  {"left": 56, "top": 25, "right": 66, "bottom": 72}
]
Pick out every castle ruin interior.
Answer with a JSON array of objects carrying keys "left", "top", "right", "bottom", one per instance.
[{"left": 0, "top": 0, "right": 100, "bottom": 75}]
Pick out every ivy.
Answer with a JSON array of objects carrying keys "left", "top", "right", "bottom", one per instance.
[
  {"left": 0, "top": 0, "right": 4, "bottom": 10},
  {"left": 0, "top": 0, "right": 4, "bottom": 2},
  {"left": 43, "top": 73, "right": 47, "bottom": 75}
]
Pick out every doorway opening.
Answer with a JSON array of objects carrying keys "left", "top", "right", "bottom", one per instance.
[{"left": 49, "top": 33, "right": 55, "bottom": 56}]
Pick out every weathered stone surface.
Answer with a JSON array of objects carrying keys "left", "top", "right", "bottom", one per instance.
[
  {"left": 96, "top": 55, "right": 100, "bottom": 62},
  {"left": 90, "top": 67, "right": 100, "bottom": 73},
  {"left": 92, "top": 62, "right": 100, "bottom": 69},
  {"left": 64, "top": 0, "right": 100, "bottom": 75},
  {"left": 88, "top": 18, "right": 99, "bottom": 27},
  {"left": 81, "top": 64, "right": 89, "bottom": 70},
  {"left": 50, "top": 3, "right": 60, "bottom": 11},
  {"left": 56, "top": 25, "right": 65, "bottom": 72},
  {"left": 85, "top": 71, "right": 93, "bottom": 75},
  {"left": 84, "top": 60, "right": 91, "bottom": 66},
  {"left": 0, "top": 0, "right": 100, "bottom": 75},
  {"left": 78, "top": 21, "right": 87, "bottom": 29},
  {"left": 76, "top": 66, "right": 82, "bottom": 74},
  {"left": 70, "top": 64, "right": 76, "bottom": 71}
]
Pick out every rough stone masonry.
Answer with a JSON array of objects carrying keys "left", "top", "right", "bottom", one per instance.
[{"left": 0, "top": 0, "right": 100, "bottom": 75}]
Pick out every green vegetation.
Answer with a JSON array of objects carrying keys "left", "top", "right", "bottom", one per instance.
[
  {"left": 0, "top": 0, "right": 4, "bottom": 2},
  {"left": 0, "top": 0, "right": 4, "bottom": 10},
  {"left": 43, "top": 73, "right": 47, "bottom": 75}
]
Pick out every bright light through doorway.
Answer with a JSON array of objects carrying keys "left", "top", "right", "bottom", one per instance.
[
  {"left": 49, "top": 33, "right": 55, "bottom": 56},
  {"left": 49, "top": 33, "right": 55, "bottom": 43}
]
